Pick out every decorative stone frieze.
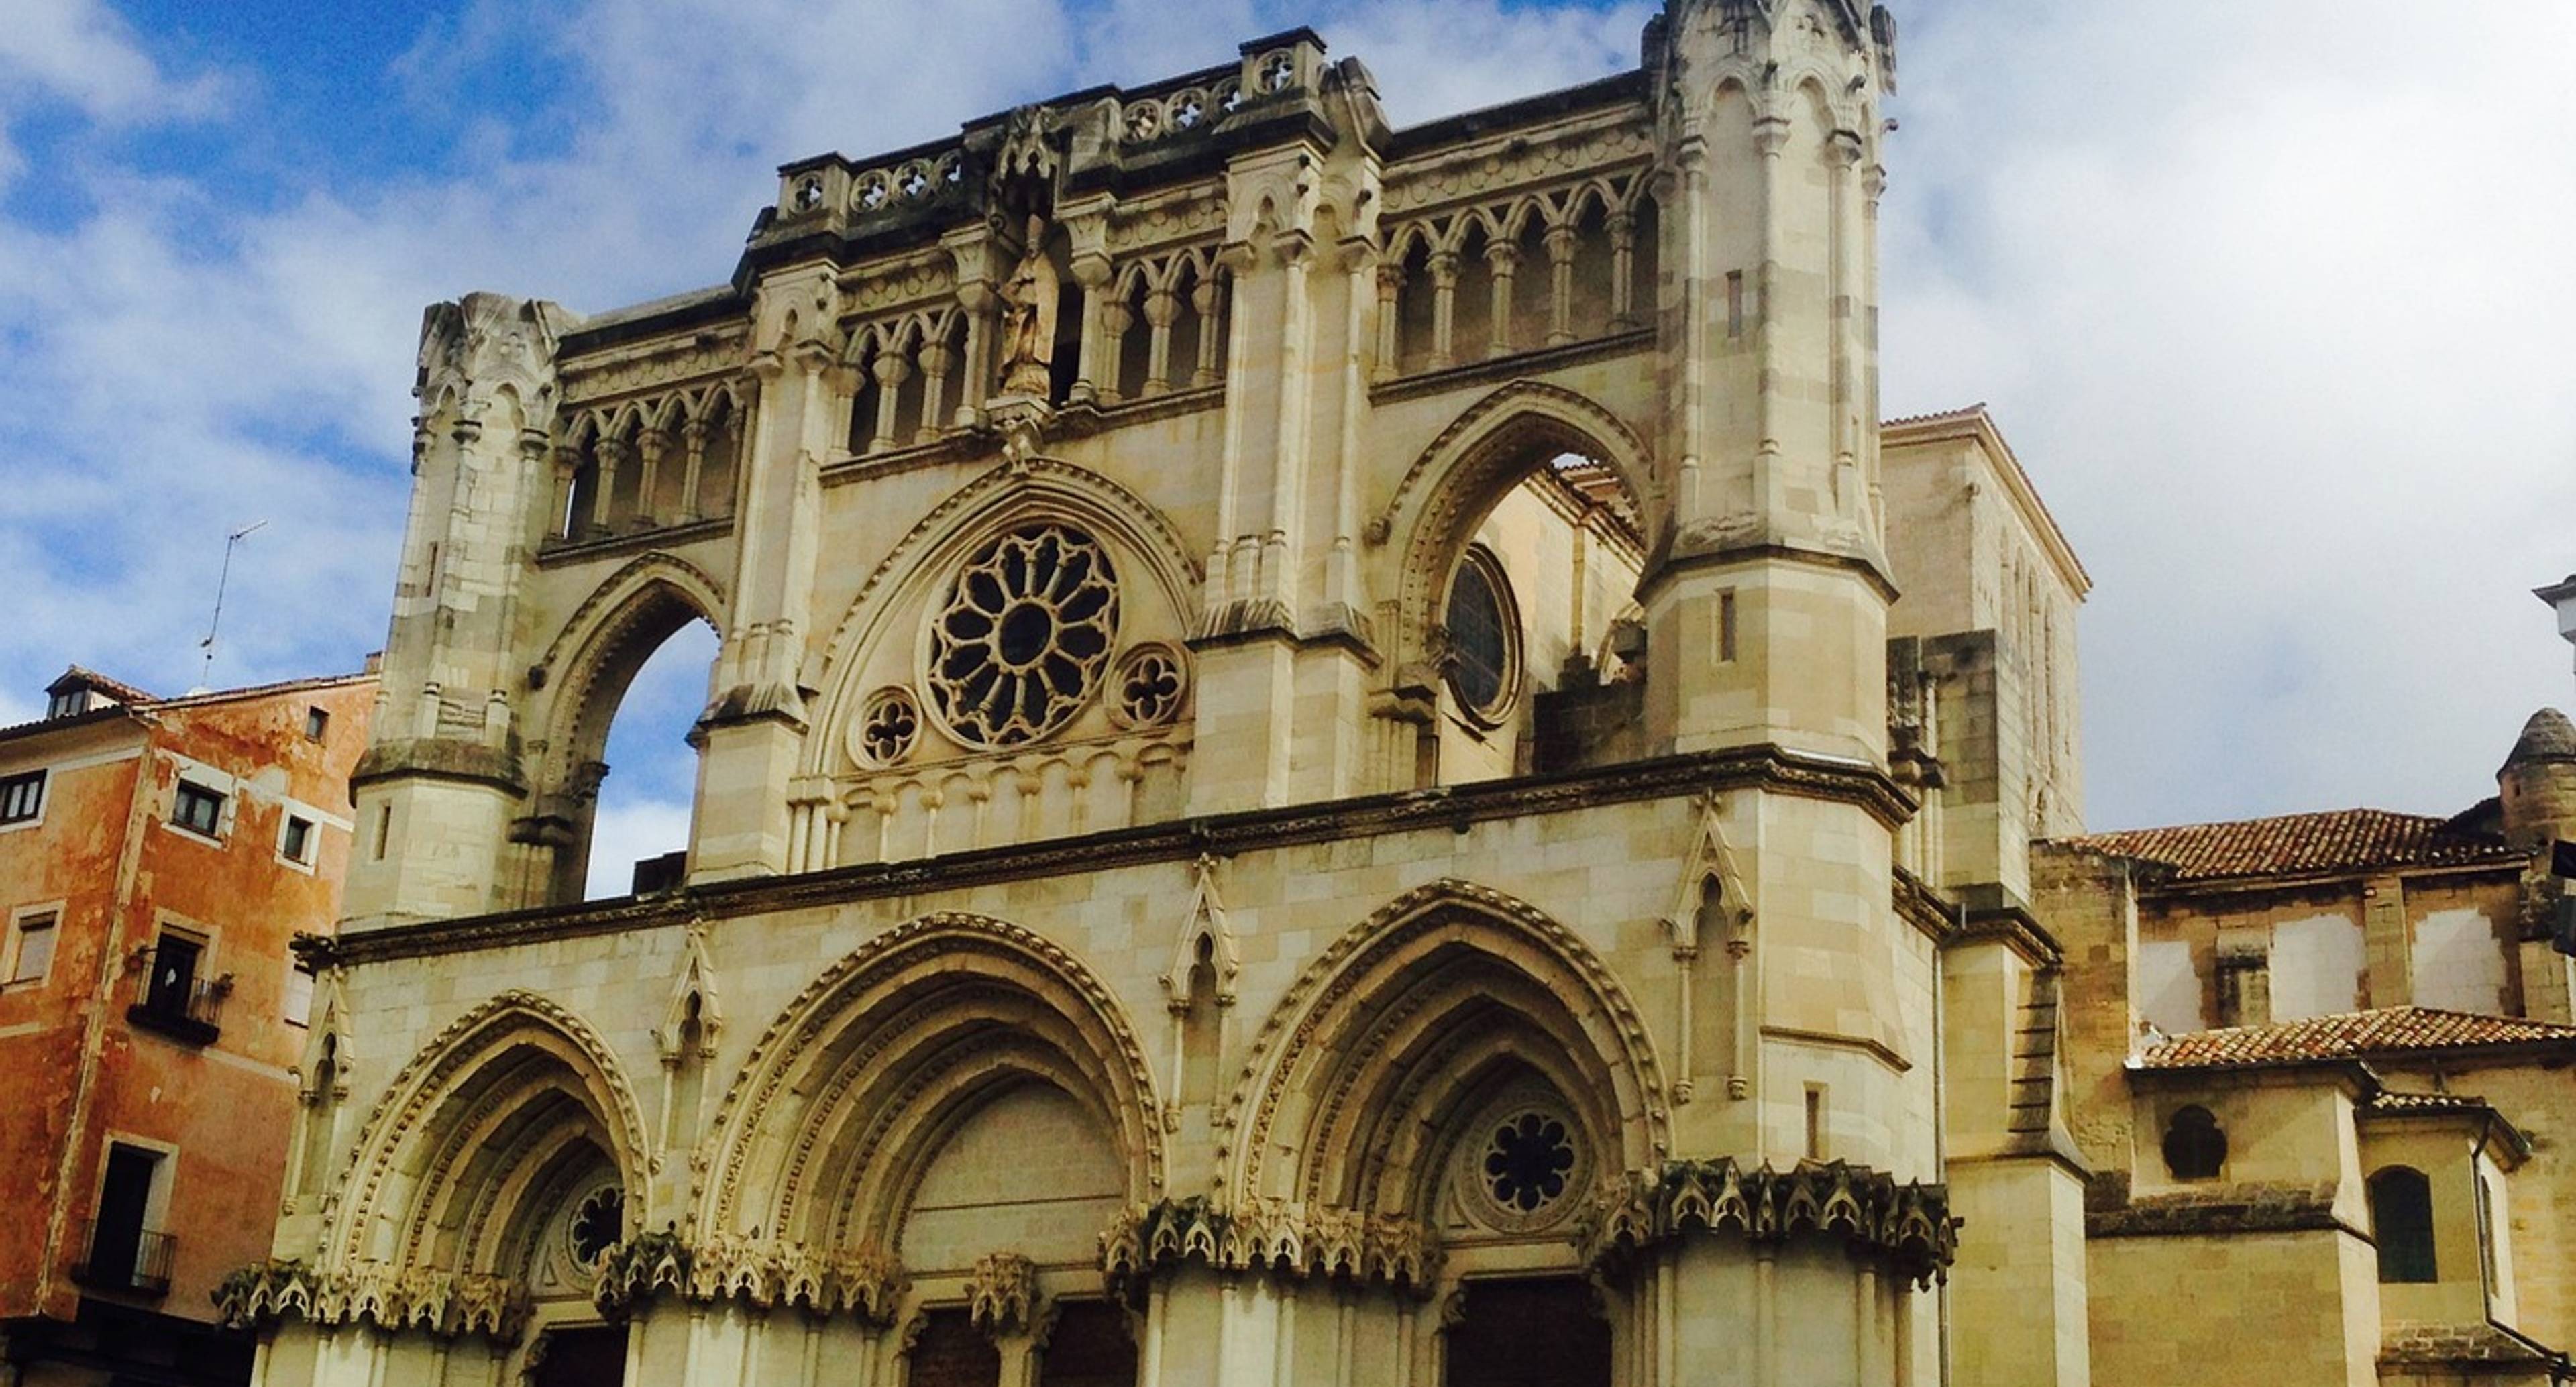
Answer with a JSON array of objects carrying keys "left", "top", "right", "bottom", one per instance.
[
  {"left": 213, "top": 1259, "right": 531, "bottom": 1341},
  {"left": 589, "top": 1231, "right": 904, "bottom": 1324},
  {"left": 1580, "top": 1160, "right": 1960, "bottom": 1288},
  {"left": 1098, "top": 1197, "right": 1440, "bottom": 1296},
  {"left": 967, "top": 1252, "right": 1038, "bottom": 1334}
]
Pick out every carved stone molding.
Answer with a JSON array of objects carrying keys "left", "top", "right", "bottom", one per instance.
[
  {"left": 1580, "top": 1159, "right": 1960, "bottom": 1288},
  {"left": 589, "top": 1231, "right": 904, "bottom": 1324},
  {"left": 968, "top": 1251, "right": 1038, "bottom": 1334},
  {"left": 213, "top": 1259, "right": 531, "bottom": 1341},
  {"left": 1098, "top": 1197, "right": 1439, "bottom": 1297}
]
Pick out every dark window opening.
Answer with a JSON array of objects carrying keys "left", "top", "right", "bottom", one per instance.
[
  {"left": 129, "top": 932, "right": 222, "bottom": 1044},
  {"left": 74, "top": 1143, "right": 170, "bottom": 1297},
  {"left": 1446, "top": 554, "right": 1515, "bottom": 716},
  {"left": 2161, "top": 1104, "right": 2226, "bottom": 1181},
  {"left": 2371, "top": 1166, "right": 2438, "bottom": 1284},
  {"left": 172, "top": 781, "right": 224, "bottom": 838},
  {"left": 303, "top": 707, "right": 330, "bottom": 742},
  {"left": 0, "top": 770, "right": 44, "bottom": 824},
  {"left": 282, "top": 815, "right": 315, "bottom": 865},
  {"left": 527, "top": 1325, "right": 631, "bottom": 1387}
]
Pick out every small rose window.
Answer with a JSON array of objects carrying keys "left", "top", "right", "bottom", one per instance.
[
  {"left": 1483, "top": 1113, "right": 1576, "bottom": 1213},
  {"left": 928, "top": 524, "right": 1120, "bottom": 748},
  {"left": 1110, "top": 644, "right": 1187, "bottom": 728},
  {"left": 859, "top": 686, "right": 921, "bottom": 765},
  {"left": 568, "top": 1186, "right": 622, "bottom": 1270}
]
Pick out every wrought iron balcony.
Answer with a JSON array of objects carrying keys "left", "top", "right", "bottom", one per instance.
[
  {"left": 126, "top": 973, "right": 226, "bottom": 1046},
  {"left": 72, "top": 1225, "right": 174, "bottom": 1298}
]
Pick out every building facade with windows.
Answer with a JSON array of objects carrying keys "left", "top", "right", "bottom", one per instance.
[
  {"left": 0, "top": 666, "right": 376, "bottom": 1387},
  {"left": 213, "top": 4, "right": 2103, "bottom": 1382}
]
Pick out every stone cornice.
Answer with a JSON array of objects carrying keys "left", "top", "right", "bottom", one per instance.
[
  {"left": 213, "top": 1259, "right": 531, "bottom": 1341},
  {"left": 590, "top": 1231, "right": 904, "bottom": 1325},
  {"left": 1581, "top": 1159, "right": 1959, "bottom": 1288},
  {"left": 316, "top": 746, "right": 1920, "bottom": 967},
  {"left": 1099, "top": 1197, "right": 1438, "bottom": 1297}
]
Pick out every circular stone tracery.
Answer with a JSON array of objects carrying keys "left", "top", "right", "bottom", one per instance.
[
  {"left": 1483, "top": 1112, "right": 1576, "bottom": 1213},
  {"left": 927, "top": 524, "right": 1120, "bottom": 748},
  {"left": 567, "top": 1186, "right": 622, "bottom": 1271}
]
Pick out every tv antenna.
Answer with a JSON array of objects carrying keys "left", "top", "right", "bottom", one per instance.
[{"left": 197, "top": 520, "right": 268, "bottom": 690}]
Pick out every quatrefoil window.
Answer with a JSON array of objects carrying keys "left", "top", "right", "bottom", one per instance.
[
  {"left": 859, "top": 686, "right": 922, "bottom": 765},
  {"left": 1483, "top": 1113, "right": 1576, "bottom": 1213},
  {"left": 1171, "top": 92, "right": 1205, "bottom": 130},
  {"left": 928, "top": 524, "right": 1120, "bottom": 748},
  {"left": 568, "top": 1186, "right": 622, "bottom": 1270},
  {"left": 1110, "top": 644, "right": 1187, "bottom": 728},
  {"left": 1258, "top": 51, "right": 1296, "bottom": 93}
]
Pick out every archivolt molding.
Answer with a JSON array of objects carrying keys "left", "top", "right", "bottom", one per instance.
[
  {"left": 1368, "top": 382, "right": 1656, "bottom": 673},
  {"left": 531, "top": 551, "right": 728, "bottom": 691},
  {"left": 1580, "top": 1158, "right": 1959, "bottom": 1288},
  {"left": 698, "top": 912, "right": 1166, "bottom": 1236},
  {"left": 1217, "top": 879, "right": 1670, "bottom": 1203},
  {"left": 528, "top": 552, "right": 726, "bottom": 787},
  {"left": 322, "top": 989, "right": 651, "bottom": 1270},
  {"left": 1099, "top": 1197, "right": 1438, "bottom": 1298},
  {"left": 805, "top": 458, "right": 1203, "bottom": 775}
]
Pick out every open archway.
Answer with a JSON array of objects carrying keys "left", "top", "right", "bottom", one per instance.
[
  {"left": 1377, "top": 384, "right": 1654, "bottom": 787},
  {"left": 584, "top": 620, "right": 718, "bottom": 899}
]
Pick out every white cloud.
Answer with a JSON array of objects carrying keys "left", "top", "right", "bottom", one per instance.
[
  {"left": 585, "top": 797, "right": 693, "bottom": 900},
  {"left": 1882, "top": 0, "right": 2576, "bottom": 828}
]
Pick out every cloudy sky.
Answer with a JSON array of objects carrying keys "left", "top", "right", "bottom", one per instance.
[{"left": 3, "top": 0, "right": 2570, "bottom": 893}]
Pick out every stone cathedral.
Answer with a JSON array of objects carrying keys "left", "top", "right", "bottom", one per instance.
[{"left": 229, "top": 3, "right": 2216, "bottom": 1383}]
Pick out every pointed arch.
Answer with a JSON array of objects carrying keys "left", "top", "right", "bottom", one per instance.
[
  {"left": 1371, "top": 380, "right": 1658, "bottom": 672},
  {"left": 324, "top": 991, "right": 649, "bottom": 1276},
  {"left": 1220, "top": 879, "right": 1669, "bottom": 1217},
  {"left": 531, "top": 553, "right": 725, "bottom": 775},
  {"left": 698, "top": 913, "right": 1165, "bottom": 1254},
  {"left": 804, "top": 457, "right": 1201, "bottom": 773}
]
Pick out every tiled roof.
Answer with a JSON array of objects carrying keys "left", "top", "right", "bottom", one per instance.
[
  {"left": 2055, "top": 808, "right": 2522, "bottom": 883},
  {"left": 2137, "top": 1007, "right": 2576, "bottom": 1070},
  {"left": 46, "top": 663, "right": 156, "bottom": 706}
]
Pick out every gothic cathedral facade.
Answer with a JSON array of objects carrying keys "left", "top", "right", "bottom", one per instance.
[{"left": 223, "top": 5, "right": 2106, "bottom": 1384}]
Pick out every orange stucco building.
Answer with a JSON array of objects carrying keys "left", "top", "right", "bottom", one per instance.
[{"left": 0, "top": 666, "right": 374, "bottom": 1387}]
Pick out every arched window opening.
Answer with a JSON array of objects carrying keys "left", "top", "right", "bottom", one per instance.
[
  {"left": 2371, "top": 1166, "right": 2438, "bottom": 1284},
  {"left": 2160, "top": 1105, "right": 2226, "bottom": 1182},
  {"left": 1430, "top": 441, "right": 1646, "bottom": 788},
  {"left": 1445, "top": 548, "right": 1517, "bottom": 720},
  {"left": 1395, "top": 237, "right": 1438, "bottom": 376},
  {"left": 1452, "top": 223, "right": 1497, "bottom": 364},
  {"left": 580, "top": 617, "right": 719, "bottom": 901},
  {"left": 1442, "top": 1278, "right": 1610, "bottom": 1387}
]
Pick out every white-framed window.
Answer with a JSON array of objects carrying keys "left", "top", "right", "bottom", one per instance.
[
  {"left": 279, "top": 814, "right": 317, "bottom": 868},
  {"left": 170, "top": 781, "right": 225, "bottom": 840},
  {"left": 283, "top": 960, "right": 315, "bottom": 1027},
  {"left": 0, "top": 770, "right": 44, "bottom": 826},
  {"left": 6, "top": 909, "right": 59, "bottom": 987}
]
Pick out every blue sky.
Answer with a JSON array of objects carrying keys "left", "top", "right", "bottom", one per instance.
[{"left": 3, "top": 0, "right": 2571, "bottom": 890}]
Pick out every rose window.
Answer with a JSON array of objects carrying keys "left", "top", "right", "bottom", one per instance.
[
  {"left": 1483, "top": 1113, "right": 1576, "bottom": 1213},
  {"left": 1110, "top": 644, "right": 1187, "bottom": 728},
  {"left": 568, "top": 1186, "right": 622, "bottom": 1270},
  {"left": 928, "top": 524, "right": 1120, "bottom": 748},
  {"left": 859, "top": 686, "right": 922, "bottom": 765}
]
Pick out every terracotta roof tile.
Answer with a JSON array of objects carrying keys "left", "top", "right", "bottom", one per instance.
[
  {"left": 2137, "top": 1007, "right": 2576, "bottom": 1070},
  {"left": 2055, "top": 808, "right": 2521, "bottom": 883},
  {"left": 2363, "top": 1089, "right": 2490, "bottom": 1115}
]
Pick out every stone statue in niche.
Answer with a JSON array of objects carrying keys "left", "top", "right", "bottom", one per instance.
[{"left": 996, "top": 215, "right": 1059, "bottom": 398}]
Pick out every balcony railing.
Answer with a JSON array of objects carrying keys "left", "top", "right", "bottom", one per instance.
[
  {"left": 72, "top": 1225, "right": 174, "bottom": 1298},
  {"left": 127, "top": 974, "right": 226, "bottom": 1046}
]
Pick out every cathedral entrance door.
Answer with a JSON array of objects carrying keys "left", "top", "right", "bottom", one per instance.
[
  {"left": 1036, "top": 1301, "right": 1136, "bottom": 1387},
  {"left": 1442, "top": 1278, "right": 1610, "bottom": 1387},
  {"left": 530, "top": 1325, "right": 629, "bottom": 1387}
]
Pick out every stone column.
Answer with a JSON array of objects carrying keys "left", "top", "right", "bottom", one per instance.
[{"left": 1545, "top": 223, "right": 1579, "bottom": 345}]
